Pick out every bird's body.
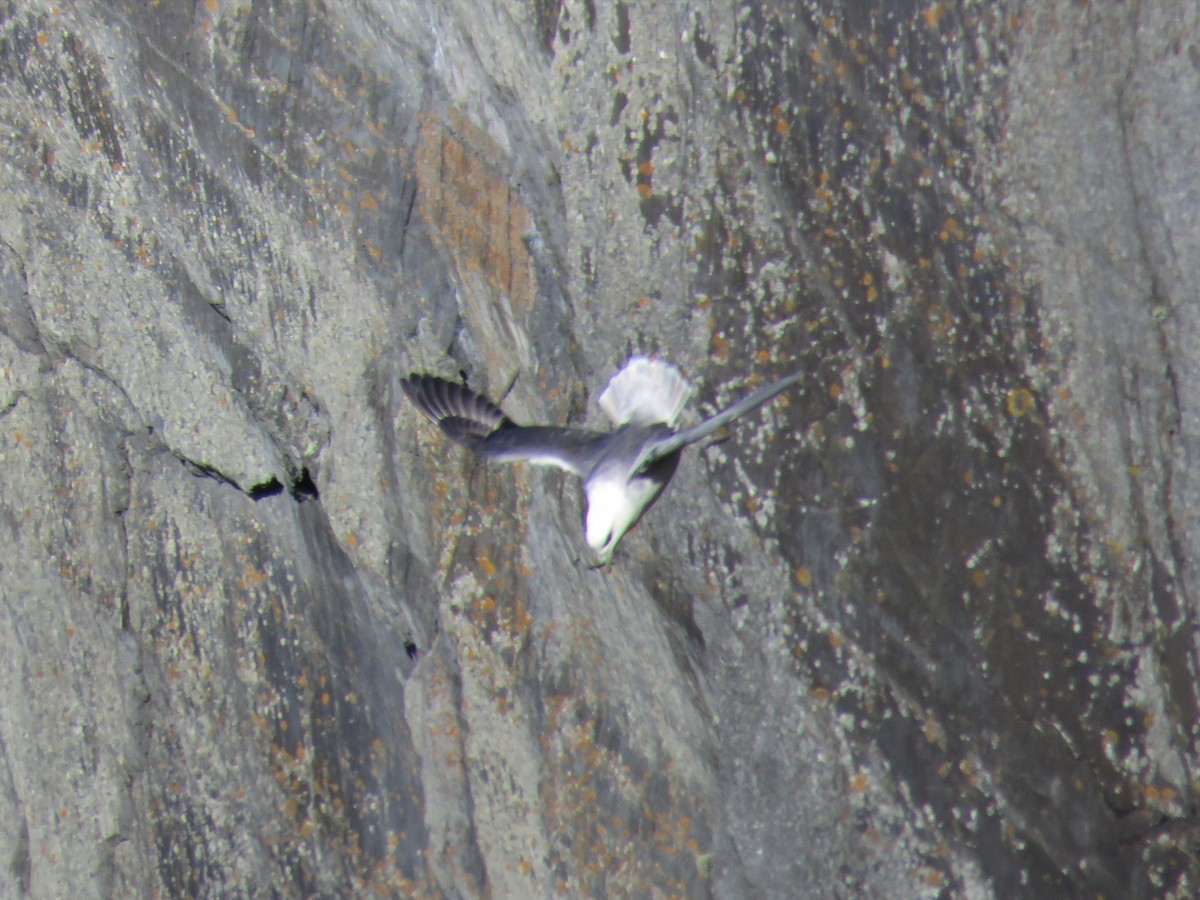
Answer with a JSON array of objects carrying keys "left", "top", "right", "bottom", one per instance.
[{"left": 402, "top": 356, "right": 801, "bottom": 563}]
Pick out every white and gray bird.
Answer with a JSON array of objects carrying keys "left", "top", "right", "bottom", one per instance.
[{"left": 401, "top": 356, "right": 802, "bottom": 564}]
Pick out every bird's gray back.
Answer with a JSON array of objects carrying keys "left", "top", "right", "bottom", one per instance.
[
  {"left": 480, "top": 424, "right": 611, "bottom": 474},
  {"left": 589, "top": 423, "right": 674, "bottom": 479}
]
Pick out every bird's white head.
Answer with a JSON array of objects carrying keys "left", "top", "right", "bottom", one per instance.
[{"left": 584, "top": 475, "right": 643, "bottom": 564}]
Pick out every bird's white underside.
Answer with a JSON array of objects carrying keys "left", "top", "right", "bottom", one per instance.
[
  {"left": 525, "top": 453, "right": 578, "bottom": 472},
  {"left": 584, "top": 474, "right": 661, "bottom": 561}
]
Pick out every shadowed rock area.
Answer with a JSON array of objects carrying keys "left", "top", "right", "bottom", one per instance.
[{"left": 1, "top": 0, "right": 1198, "bottom": 895}]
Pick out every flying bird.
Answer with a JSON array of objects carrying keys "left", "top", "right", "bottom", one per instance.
[{"left": 401, "top": 356, "right": 801, "bottom": 564}]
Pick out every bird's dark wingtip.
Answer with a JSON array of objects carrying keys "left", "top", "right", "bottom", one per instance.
[{"left": 401, "top": 372, "right": 511, "bottom": 448}]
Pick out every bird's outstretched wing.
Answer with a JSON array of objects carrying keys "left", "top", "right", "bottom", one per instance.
[
  {"left": 478, "top": 425, "right": 609, "bottom": 475},
  {"left": 401, "top": 374, "right": 510, "bottom": 446},
  {"left": 401, "top": 374, "right": 607, "bottom": 477},
  {"left": 633, "top": 369, "right": 803, "bottom": 473}
]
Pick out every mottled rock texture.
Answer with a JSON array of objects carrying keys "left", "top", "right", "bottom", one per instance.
[{"left": 1, "top": 0, "right": 1198, "bottom": 896}]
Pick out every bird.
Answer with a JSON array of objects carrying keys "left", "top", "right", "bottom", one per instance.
[{"left": 401, "top": 356, "right": 802, "bottom": 564}]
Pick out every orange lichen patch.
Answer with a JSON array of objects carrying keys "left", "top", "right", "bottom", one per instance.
[
  {"left": 828, "top": 631, "right": 844, "bottom": 649},
  {"left": 637, "top": 160, "right": 654, "bottom": 177},
  {"left": 238, "top": 565, "right": 268, "bottom": 589},
  {"left": 344, "top": 532, "right": 358, "bottom": 548},
  {"left": 1005, "top": 387, "right": 1035, "bottom": 417},
  {"left": 920, "top": 868, "right": 945, "bottom": 888},
  {"left": 922, "top": 716, "right": 945, "bottom": 746},
  {"left": 479, "top": 555, "right": 497, "bottom": 578},
  {"left": 849, "top": 772, "right": 868, "bottom": 794},
  {"left": 926, "top": 306, "right": 956, "bottom": 341},
  {"left": 794, "top": 565, "right": 813, "bottom": 587},
  {"left": 1142, "top": 784, "right": 1167, "bottom": 803},
  {"left": 416, "top": 109, "right": 535, "bottom": 307},
  {"left": 636, "top": 182, "right": 653, "bottom": 200},
  {"left": 862, "top": 276, "right": 878, "bottom": 301},
  {"left": 970, "top": 569, "right": 988, "bottom": 588},
  {"left": 775, "top": 118, "right": 790, "bottom": 136},
  {"left": 710, "top": 332, "right": 730, "bottom": 361},
  {"left": 939, "top": 217, "right": 965, "bottom": 243},
  {"left": 507, "top": 597, "right": 533, "bottom": 638}
]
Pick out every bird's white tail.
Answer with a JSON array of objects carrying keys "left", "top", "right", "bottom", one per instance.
[{"left": 598, "top": 356, "right": 693, "bottom": 426}]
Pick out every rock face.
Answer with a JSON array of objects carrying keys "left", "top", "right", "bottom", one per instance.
[{"left": 1, "top": 0, "right": 1198, "bottom": 895}]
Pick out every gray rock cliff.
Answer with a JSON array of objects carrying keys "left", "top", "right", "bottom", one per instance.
[{"left": 0, "top": 0, "right": 1197, "bottom": 895}]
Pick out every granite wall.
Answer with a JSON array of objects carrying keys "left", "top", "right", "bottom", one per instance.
[{"left": 0, "top": 0, "right": 1197, "bottom": 895}]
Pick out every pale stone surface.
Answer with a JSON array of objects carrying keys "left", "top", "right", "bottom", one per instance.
[{"left": 0, "top": 0, "right": 1197, "bottom": 895}]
